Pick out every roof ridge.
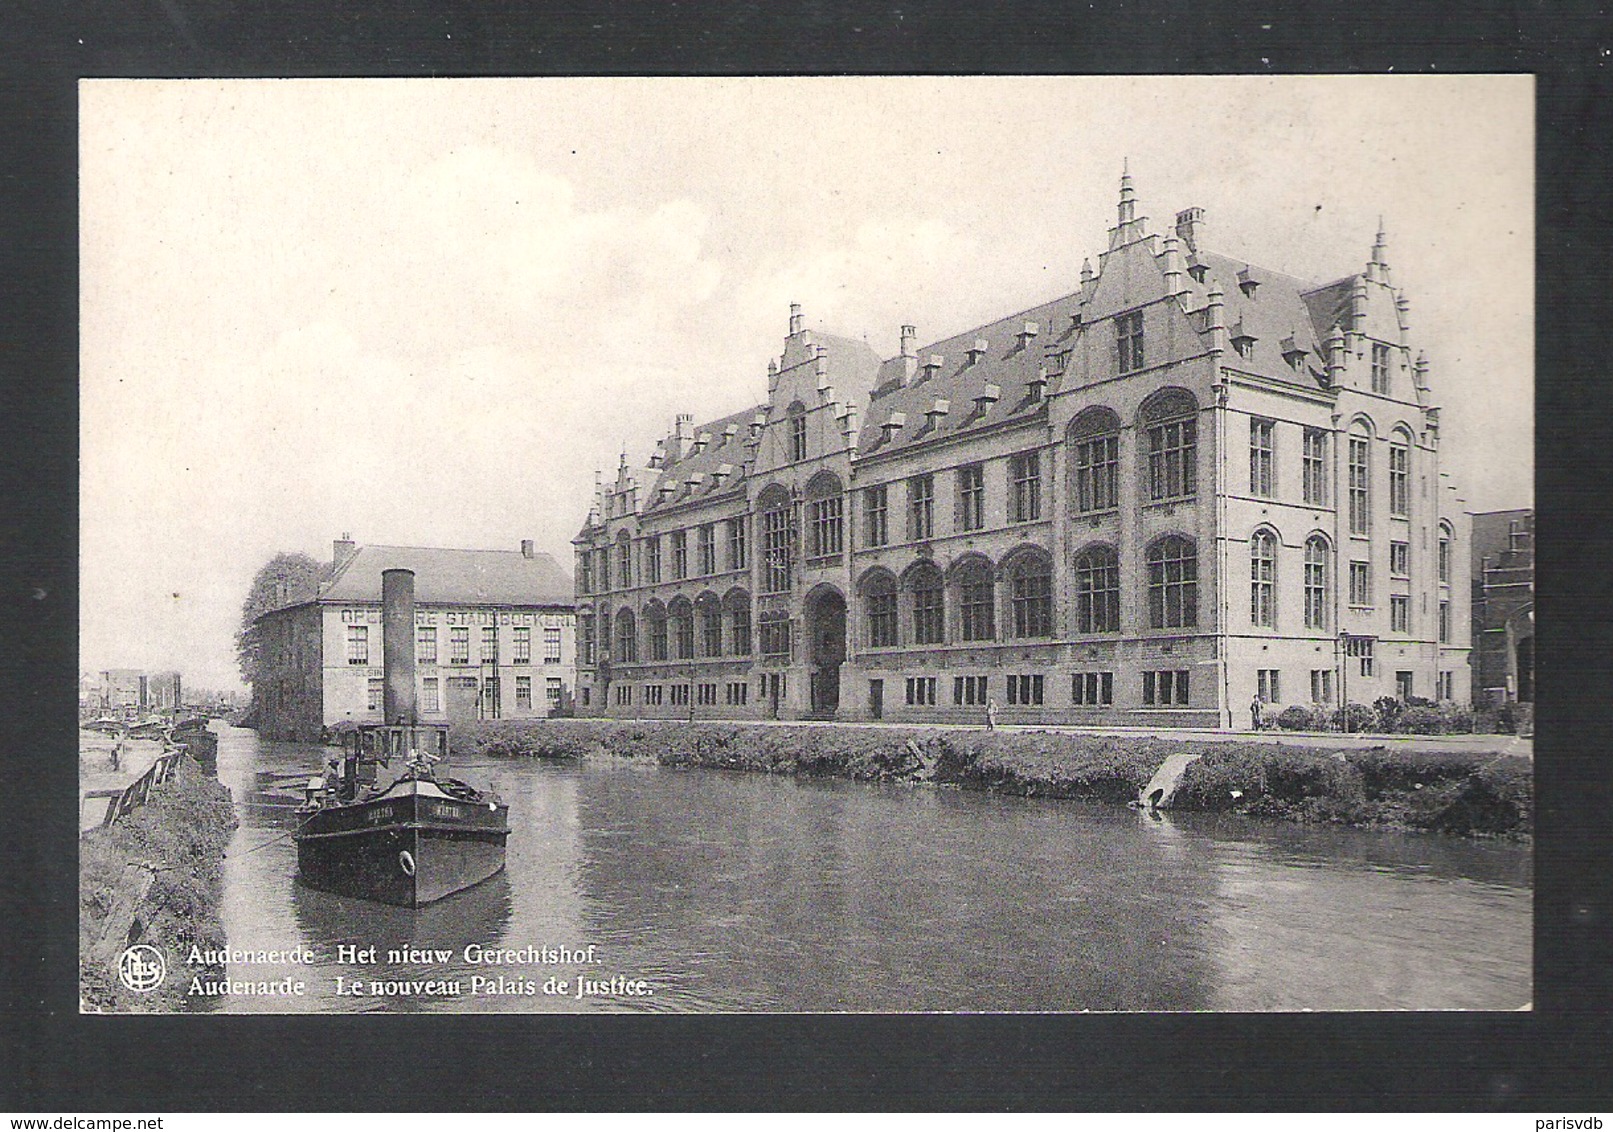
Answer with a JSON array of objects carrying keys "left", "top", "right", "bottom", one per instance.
[
  {"left": 359, "top": 543, "right": 554, "bottom": 556},
  {"left": 905, "top": 287, "right": 1084, "bottom": 356}
]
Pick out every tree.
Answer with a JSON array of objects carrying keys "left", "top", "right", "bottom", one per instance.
[{"left": 237, "top": 552, "right": 329, "bottom": 687}]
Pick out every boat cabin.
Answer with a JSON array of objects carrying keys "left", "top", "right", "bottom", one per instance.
[{"left": 334, "top": 722, "right": 451, "bottom": 801}]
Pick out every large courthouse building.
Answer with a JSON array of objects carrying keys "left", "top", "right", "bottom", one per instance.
[
  {"left": 253, "top": 537, "right": 576, "bottom": 741},
  {"left": 573, "top": 174, "right": 1472, "bottom": 726}
]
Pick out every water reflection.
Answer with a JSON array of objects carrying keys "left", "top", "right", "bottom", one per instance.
[{"left": 210, "top": 726, "right": 1531, "bottom": 1013}]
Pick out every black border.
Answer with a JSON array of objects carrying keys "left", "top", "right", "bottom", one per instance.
[{"left": 5, "top": 0, "right": 1613, "bottom": 1111}]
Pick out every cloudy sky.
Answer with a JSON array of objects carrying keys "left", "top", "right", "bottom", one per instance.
[{"left": 80, "top": 76, "right": 1533, "bottom": 692}]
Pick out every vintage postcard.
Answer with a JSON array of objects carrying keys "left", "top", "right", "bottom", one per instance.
[{"left": 78, "top": 75, "right": 1533, "bottom": 1014}]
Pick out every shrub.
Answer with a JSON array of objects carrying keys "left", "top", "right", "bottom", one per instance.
[
  {"left": 1374, "top": 696, "right": 1405, "bottom": 733},
  {"left": 1275, "top": 704, "right": 1315, "bottom": 731},
  {"left": 1330, "top": 702, "right": 1376, "bottom": 733},
  {"left": 1396, "top": 705, "right": 1445, "bottom": 734}
]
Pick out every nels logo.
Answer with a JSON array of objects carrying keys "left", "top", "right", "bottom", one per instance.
[{"left": 116, "top": 944, "right": 167, "bottom": 993}]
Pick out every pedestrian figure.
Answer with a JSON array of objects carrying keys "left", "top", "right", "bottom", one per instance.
[
  {"left": 985, "top": 697, "right": 999, "bottom": 731},
  {"left": 109, "top": 739, "right": 123, "bottom": 771},
  {"left": 1250, "top": 697, "right": 1263, "bottom": 732}
]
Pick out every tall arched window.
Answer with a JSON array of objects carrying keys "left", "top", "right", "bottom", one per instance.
[
  {"left": 1304, "top": 535, "right": 1330, "bottom": 630},
  {"left": 724, "top": 589, "right": 752, "bottom": 655},
  {"left": 954, "top": 557, "right": 996, "bottom": 642},
  {"left": 1007, "top": 550, "right": 1054, "bottom": 638},
  {"left": 758, "top": 485, "right": 792, "bottom": 594},
  {"left": 1068, "top": 407, "right": 1122, "bottom": 514},
  {"left": 1348, "top": 420, "right": 1374, "bottom": 535},
  {"left": 614, "top": 608, "right": 638, "bottom": 663},
  {"left": 645, "top": 601, "right": 668, "bottom": 661},
  {"left": 1073, "top": 544, "right": 1120, "bottom": 633},
  {"left": 1438, "top": 522, "right": 1453, "bottom": 584},
  {"left": 1147, "top": 536, "right": 1198, "bottom": 629},
  {"left": 668, "top": 598, "right": 694, "bottom": 660},
  {"left": 906, "top": 562, "right": 945, "bottom": 645},
  {"left": 1139, "top": 390, "right": 1198, "bottom": 502},
  {"left": 861, "top": 570, "right": 898, "bottom": 648},
  {"left": 1251, "top": 529, "right": 1277, "bottom": 627},
  {"left": 1389, "top": 428, "right": 1413, "bottom": 517},
  {"left": 696, "top": 593, "right": 723, "bottom": 657},
  {"left": 805, "top": 471, "right": 844, "bottom": 562}
]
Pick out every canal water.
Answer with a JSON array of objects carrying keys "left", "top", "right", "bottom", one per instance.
[{"left": 210, "top": 724, "right": 1531, "bottom": 1013}]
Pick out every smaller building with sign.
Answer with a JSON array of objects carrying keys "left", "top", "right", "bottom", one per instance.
[{"left": 252, "top": 537, "right": 576, "bottom": 741}]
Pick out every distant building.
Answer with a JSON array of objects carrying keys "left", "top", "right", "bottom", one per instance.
[
  {"left": 86, "top": 669, "right": 181, "bottom": 716},
  {"left": 1471, "top": 509, "right": 1533, "bottom": 707},
  {"left": 252, "top": 537, "right": 576, "bottom": 742},
  {"left": 573, "top": 172, "right": 1472, "bottom": 726}
]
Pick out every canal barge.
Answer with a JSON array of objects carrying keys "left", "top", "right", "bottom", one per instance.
[{"left": 294, "top": 568, "right": 509, "bottom": 907}]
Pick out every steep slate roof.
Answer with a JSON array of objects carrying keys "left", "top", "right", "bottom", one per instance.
[
  {"left": 798, "top": 331, "right": 885, "bottom": 395},
  {"left": 858, "top": 292, "right": 1077, "bottom": 455},
  {"left": 643, "top": 403, "right": 766, "bottom": 513},
  {"left": 1193, "top": 251, "right": 1333, "bottom": 390},
  {"left": 1300, "top": 274, "right": 1358, "bottom": 341},
  {"left": 319, "top": 544, "right": 574, "bottom": 606}
]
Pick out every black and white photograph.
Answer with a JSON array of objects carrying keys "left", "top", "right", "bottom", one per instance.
[{"left": 76, "top": 75, "right": 1533, "bottom": 1015}]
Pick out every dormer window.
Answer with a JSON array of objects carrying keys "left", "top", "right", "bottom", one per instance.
[
  {"left": 1018, "top": 321, "right": 1040, "bottom": 347},
  {"left": 967, "top": 338, "right": 989, "bottom": 364},
  {"left": 693, "top": 432, "right": 710, "bottom": 454},
  {"left": 1027, "top": 368, "right": 1048, "bottom": 402},
  {"left": 1238, "top": 267, "right": 1260, "bottom": 298},
  {"left": 924, "top": 398, "right": 951, "bottom": 429},
  {"left": 1230, "top": 320, "right": 1257, "bottom": 360},
  {"left": 921, "top": 354, "right": 943, "bottom": 381},
  {"left": 722, "top": 423, "right": 738, "bottom": 445},
  {"left": 880, "top": 412, "right": 907, "bottom": 443},
  {"left": 1188, "top": 262, "right": 1208, "bottom": 284},
  {"left": 972, "top": 383, "right": 1001, "bottom": 417},
  {"left": 1281, "top": 335, "right": 1309, "bottom": 371}
]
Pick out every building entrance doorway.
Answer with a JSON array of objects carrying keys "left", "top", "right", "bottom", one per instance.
[{"left": 805, "top": 586, "right": 847, "bottom": 715}]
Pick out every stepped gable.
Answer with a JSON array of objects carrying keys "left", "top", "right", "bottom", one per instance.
[
  {"left": 797, "top": 329, "right": 885, "bottom": 394},
  {"left": 643, "top": 403, "right": 765, "bottom": 512},
  {"left": 318, "top": 544, "right": 573, "bottom": 607},
  {"left": 859, "top": 292, "right": 1077, "bottom": 455}
]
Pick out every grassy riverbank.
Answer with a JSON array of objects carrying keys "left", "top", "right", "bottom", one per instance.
[
  {"left": 455, "top": 718, "right": 1532, "bottom": 840},
  {"left": 79, "top": 757, "right": 237, "bottom": 1012}
]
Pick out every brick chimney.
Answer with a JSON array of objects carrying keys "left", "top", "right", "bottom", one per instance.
[
  {"left": 521, "top": 539, "right": 535, "bottom": 558},
  {"left": 1175, "top": 207, "right": 1204, "bottom": 253},
  {"left": 332, "top": 533, "right": 357, "bottom": 572}
]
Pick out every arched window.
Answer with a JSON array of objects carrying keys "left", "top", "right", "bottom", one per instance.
[
  {"left": 1250, "top": 529, "right": 1277, "bottom": 628},
  {"left": 906, "top": 562, "right": 945, "bottom": 645},
  {"left": 1068, "top": 407, "right": 1122, "bottom": 514},
  {"left": 668, "top": 598, "right": 694, "bottom": 660},
  {"left": 1147, "top": 536, "right": 1198, "bottom": 629},
  {"left": 614, "top": 608, "right": 638, "bottom": 663},
  {"left": 953, "top": 556, "right": 996, "bottom": 642},
  {"left": 861, "top": 570, "right": 898, "bottom": 648},
  {"left": 1389, "top": 428, "right": 1413, "bottom": 517},
  {"left": 1073, "top": 544, "right": 1120, "bottom": 633},
  {"left": 724, "top": 589, "right": 752, "bottom": 655},
  {"left": 1304, "top": 535, "right": 1329, "bottom": 630},
  {"left": 1139, "top": 390, "right": 1198, "bottom": 502},
  {"left": 615, "top": 531, "right": 633, "bottom": 589},
  {"left": 1438, "top": 522, "right": 1453, "bottom": 585},
  {"left": 696, "top": 592, "right": 723, "bottom": 657},
  {"left": 1007, "top": 550, "right": 1054, "bottom": 638},
  {"left": 805, "top": 471, "right": 844, "bottom": 561},
  {"left": 757, "top": 485, "right": 792, "bottom": 594},
  {"left": 1348, "top": 419, "right": 1374, "bottom": 535},
  {"left": 645, "top": 601, "right": 668, "bottom": 661}
]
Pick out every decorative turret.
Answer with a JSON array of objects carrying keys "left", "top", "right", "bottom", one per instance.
[
  {"left": 1161, "top": 232, "right": 1184, "bottom": 298},
  {"left": 788, "top": 302, "right": 803, "bottom": 337},
  {"left": 1367, "top": 219, "right": 1391, "bottom": 284},
  {"left": 1395, "top": 292, "right": 1411, "bottom": 332},
  {"left": 1118, "top": 160, "right": 1136, "bottom": 225},
  {"left": 1080, "top": 258, "right": 1095, "bottom": 287},
  {"left": 1325, "top": 323, "right": 1347, "bottom": 386},
  {"left": 1206, "top": 284, "right": 1227, "bottom": 357},
  {"left": 766, "top": 358, "right": 779, "bottom": 394},
  {"left": 1414, "top": 350, "right": 1431, "bottom": 391}
]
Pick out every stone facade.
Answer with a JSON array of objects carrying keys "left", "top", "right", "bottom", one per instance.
[
  {"left": 573, "top": 173, "right": 1473, "bottom": 727},
  {"left": 1471, "top": 509, "right": 1533, "bottom": 707}
]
